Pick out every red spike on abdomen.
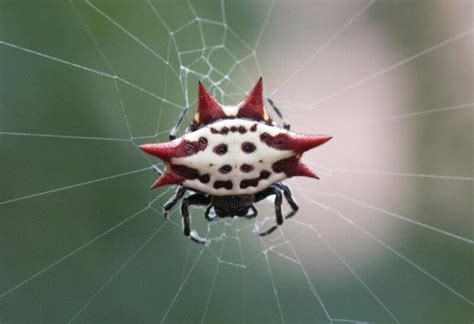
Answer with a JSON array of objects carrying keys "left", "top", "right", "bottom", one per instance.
[
  {"left": 291, "top": 134, "right": 332, "bottom": 153},
  {"left": 272, "top": 156, "right": 319, "bottom": 179},
  {"left": 192, "top": 81, "right": 226, "bottom": 128},
  {"left": 140, "top": 143, "right": 177, "bottom": 162},
  {"left": 151, "top": 171, "right": 185, "bottom": 189},
  {"left": 237, "top": 78, "right": 270, "bottom": 122}
]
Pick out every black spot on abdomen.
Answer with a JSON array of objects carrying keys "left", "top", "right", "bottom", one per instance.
[
  {"left": 240, "top": 178, "right": 259, "bottom": 189},
  {"left": 198, "top": 137, "right": 208, "bottom": 149},
  {"left": 240, "top": 164, "right": 254, "bottom": 173},
  {"left": 240, "top": 170, "right": 272, "bottom": 189},
  {"left": 211, "top": 125, "right": 247, "bottom": 135},
  {"left": 241, "top": 142, "right": 256, "bottom": 153},
  {"left": 260, "top": 170, "right": 271, "bottom": 179},
  {"left": 199, "top": 174, "right": 210, "bottom": 184},
  {"left": 172, "top": 165, "right": 210, "bottom": 184},
  {"left": 213, "top": 144, "right": 228, "bottom": 155},
  {"left": 213, "top": 180, "right": 233, "bottom": 190},
  {"left": 219, "top": 165, "right": 232, "bottom": 174}
]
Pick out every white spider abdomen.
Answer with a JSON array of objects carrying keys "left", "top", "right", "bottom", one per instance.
[{"left": 175, "top": 119, "right": 290, "bottom": 195}]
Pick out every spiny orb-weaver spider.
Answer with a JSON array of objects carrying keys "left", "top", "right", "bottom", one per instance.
[{"left": 140, "top": 78, "right": 331, "bottom": 243}]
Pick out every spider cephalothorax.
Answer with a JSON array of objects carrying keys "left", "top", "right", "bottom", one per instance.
[{"left": 140, "top": 78, "right": 331, "bottom": 243}]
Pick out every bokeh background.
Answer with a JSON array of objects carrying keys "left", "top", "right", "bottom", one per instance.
[{"left": 0, "top": 0, "right": 472, "bottom": 323}]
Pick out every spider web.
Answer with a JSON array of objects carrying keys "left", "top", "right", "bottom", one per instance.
[{"left": 0, "top": 0, "right": 473, "bottom": 323}]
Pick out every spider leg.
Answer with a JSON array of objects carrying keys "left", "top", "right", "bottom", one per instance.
[
  {"left": 266, "top": 98, "right": 290, "bottom": 130},
  {"left": 275, "top": 182, "right": 299, "bottom": 219},
  {"left": 255, "top": 186, "right": 283, "bottom": 236},
  {"left": 181, "top": 194, "right": 211, "bottom": 244},
  {"left": 169, "top": 105, "right": 191, "bottom": 140},
  {"left": 204, "top": 204, "right": 216, "bottom": 221},
  {"left": 163, "top": 186, "right": 186, "bottom": 220},
  {"left": 245, "top": 205, "right": 258, "bottom": 219}
]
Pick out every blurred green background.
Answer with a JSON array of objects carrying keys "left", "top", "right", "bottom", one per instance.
[{"left": 0, "top": 0, "right": 472, "bottom": 323}]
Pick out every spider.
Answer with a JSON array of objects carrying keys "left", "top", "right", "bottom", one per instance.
[{"left": 140, "top": 78, "right": 331, "bottom": 243}]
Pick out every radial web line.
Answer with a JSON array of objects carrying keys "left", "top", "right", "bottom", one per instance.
[
  {"left": 278, "top": 229, "right": 333, "bottom": 322},
  {"left": 307, "top": 161, "right": 474, "bottom": 182},
  {"left": 0, "top": 188, "right": 172, "bottom": 300},
  {"left": 282, "top": 219, "right": 394, "bottom": 324},
  {"left": 0, "top": 206, "right": 149, "bottom": 298},
  {"left": 0, "top": 167, "right": 151, "bottom": 207},
  {"left": 288, "top": 217, "right": 399, "bottom": 323},
  {"left": 84, "top": 0, "right": 179, "bottom": 77},
  {"left": 116, "top": 77, "right": 185, "bottom": 110},
  {"left": 299, "top": 193, "right": 474, "bottom": 306},
  {"left": 0, "top": 40, "right": 113, "bottom": 78},
  {"left": 254, "top": 0, "right": 275, "bottom": 50},
  {"left": 154, "top": 36, "right": 173, "bottom": 136},
  {"left": 262, "top": 248, "right": 285, "bottom": 324},
  {"left": 148, "top": 1, "right": 206, "bottom": 101},
  {"left": 186, "top": 0, "right": 205, "bottom": 56},
  {"left": 0, "top": 131, "right": 130, "bottom": 142},
  {"left": 68, "top": 217, "right": 170, "bottom": 323},
  {"left": 333, "top": 168, "right": 472, "bottom": 181},
  {"left": 0, "top": 40, "right": 182, "bottom": 109},
  {"left": 159, "top": 247, "right": 207, "bottom": 324},
  {"left": 170, "top": 18, "right": 197, "bottom": 35},
  {"left": 269, "top": 0, "right": 375, "bottom": 97},
  {"left": 270, "top": 250, "right": 299, "bottom": 264},
  {"left": 70, "top": 0, "right": 134, "bottom": 140},
  {"left": 331, "top": 319, "right": 371, "bottom": 324},
  {"left": 235, "top": 221, "right": 247, "bottom": 321},
  {"left": 146, "top": 0, "right": 187, "bottom": 94},
  {"left": 328, "top": 102, "right": 474, "bottom": 129},
  {"left": 200, "top": 227, "right": 227, "bottom": 324},
  {"left": 179, "top": 235, "right": 194, "bottom": 284},
  {"left": 220, "top": 0, "right": 227, "bottom": 38},
  {"left": 146, "top": 4, "right": 194, "bottom": 108},
  {"left": 304, "top": 28, "right": 474, "bottom": 109},
  {"left": 299, "top": 188, "right": 473, "bottom": 244}
]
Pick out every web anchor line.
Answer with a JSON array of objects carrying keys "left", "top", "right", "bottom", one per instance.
[
  {"left": 299, "top": 188, "right": 473, "bottom": 244},
  {"left": 68, "top": 218, "right": 171, "bottom": 323},
  {"left": 299, "top": 194, "right": 474, "bottom": 306}
]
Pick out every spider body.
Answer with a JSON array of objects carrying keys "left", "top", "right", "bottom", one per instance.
[
  {"left": 140, "top": 78, "right": 331, "bottom": 243},
  {"left": 209, "top": 194, "right": 255, "bottom": 218}
]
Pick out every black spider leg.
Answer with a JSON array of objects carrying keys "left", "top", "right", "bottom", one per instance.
[
  {"left": 169, "top": 105, "right": 191, "bottom": 140},
  {"left": 255, "top": 186, "right": 283, "bottom": 236},
  {"left": 204, "top": 204, "right": 216, "bottom": 221},
  {"left": 246, "top": 205, "right": 258, "bottom": 219},
  {"left": 163, "top": 186, "right": 186, "bottom": 220},
  {"left": 275, "top": 182, "right": 299, "bottom": 219},
  {"left": 181, "top": 194, "right": 211, "bottom": 244},
  {"left": 266, "top": 98, "right": 290, "bottom": 130}
]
